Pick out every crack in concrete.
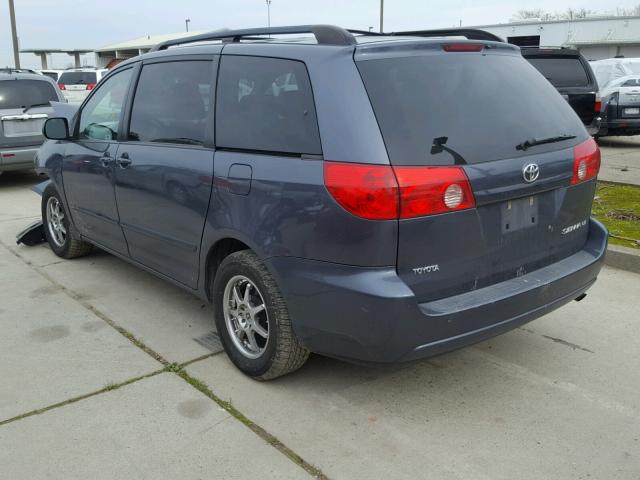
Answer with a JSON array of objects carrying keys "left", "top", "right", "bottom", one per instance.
[
  {"left": 541, "top": 334, "right": 595, "bottom": 353},
  {"left": 0, "top": 369, "right": 166, "bottom": 427}
]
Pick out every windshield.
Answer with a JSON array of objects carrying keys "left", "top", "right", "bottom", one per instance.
[
  {"left": 0, "top": 79, "right": 58, "bottom": 110},
  {"left": 526, "top": 56, "right": 589, "bottom": 87},
  {"left": 356, "top": 52, "right": 586, "bottom": 166},
  {"left": 58, "top": 71, "right": 97, "bottom": 85}
]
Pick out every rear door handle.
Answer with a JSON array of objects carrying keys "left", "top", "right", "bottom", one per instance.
[{"left": 116, "top": 152, "right": 131, "bottom": 168}]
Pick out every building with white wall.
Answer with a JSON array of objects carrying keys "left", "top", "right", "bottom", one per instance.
[
  {"left": 93, "top": 16, "right": 640, "bottom": 68},
  {"left": 474, "top": 16, "right": 640, "bottom": 60},
  {"left": 94, "top": 31, "right": 207, "bottom": 68}
]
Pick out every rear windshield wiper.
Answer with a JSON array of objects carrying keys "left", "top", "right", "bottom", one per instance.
[
  {"left": 430, "top": 136, "right": 467, "bottom": 165},
  {"left": 516, "top": 134, "right": 576, "bottom": 152},
  {"left": 22, "top": 102, "right": 51, "bottom": 113}
]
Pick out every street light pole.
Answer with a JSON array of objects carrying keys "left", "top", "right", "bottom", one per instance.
[
  {"left": 266, "top": 0, "right": 272, "bottom": 28},
  {"left": 185, "top": 18, "right": 190, "bottom": 32},
  {"left": 8, "top": 0, "right": 21, "bottom": 68},
  {"left": 379, "top": 0, "right": 384, "bottom": 33}
]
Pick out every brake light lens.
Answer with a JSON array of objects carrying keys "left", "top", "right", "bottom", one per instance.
[
  {"left": 571, "top": 137, "right": 600, "bottom": 185},
  {"left": 57, "top": 83, "right": 65, "bottom": 90},
  {"left": 86, "top": 83, "right": 96, "bottom": 90},
  {"left": 442, "top": 43, "right": 484, "bottom": 52},
  {"left": 323, "top": 162, "right": 476, "bottom": 220},
  {"left": 595, "top": 94, "right": 602, "bottom": 113},
  {"left": 324, "top": 162, "right": 398, "bottom": 220},
  {"left": 393, "top": 166, "right": 475, "bottom": 218}
]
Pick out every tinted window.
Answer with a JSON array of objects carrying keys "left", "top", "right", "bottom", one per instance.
[
  {"left": 78, "top": 69, "right": 132, "bottom": 141},
  {"left": 526, "top": 57, "right": 589, "bottom": 87},
  {"left": 128, "top": 61, "right": 212, "bottom": 145},
  {"left": 0, "top": 79, "right": 57, "bottom": 109},
  {"left": 357, "top": 53, "right": 585, "bottom": 166},
  {"left": 59, "top": 71, "right": 97, "bottom": 85},
  {"left": 216, "top": 56, "right": 321, "bottom": 155},
  {"left": 622, "top": 78, "right": 640, "bottom": 87}
]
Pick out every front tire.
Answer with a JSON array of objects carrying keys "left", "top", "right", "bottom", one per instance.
[
  {"left": 42, "top": 184, "right": 92, "bottom": 259},
  {"left": 212, "top": 250, "right": 309, "bottom": 380}
]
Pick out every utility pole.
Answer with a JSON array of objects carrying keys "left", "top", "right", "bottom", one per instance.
[
  {"left": 266, "top": 0, "right": 272, "bottom": 28},
  {"left": 185, "top": 18, "right": 190, "bottom": 32},
  {"left": 379, "top": 0, "right": 384, "bottom": 33},
  {"left": 8, "top": 0, "right": 21, "bottom": 68}
]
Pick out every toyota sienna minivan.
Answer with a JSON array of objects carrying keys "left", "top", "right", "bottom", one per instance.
[{"left": 36, "top": 26, "right": 607, "bottom": 379}]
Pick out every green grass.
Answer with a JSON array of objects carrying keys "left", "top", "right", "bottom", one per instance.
[{"left": 592, "top": 182, "right": 640, "bottom": 249}]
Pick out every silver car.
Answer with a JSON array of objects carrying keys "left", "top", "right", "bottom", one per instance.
[{"left": 0, "top": 72, "right": 64, "bottom": 175}]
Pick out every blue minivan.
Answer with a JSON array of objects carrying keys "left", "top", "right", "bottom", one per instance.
[{"left": 37, "top": 26, "right": 606, "bottom": 379}]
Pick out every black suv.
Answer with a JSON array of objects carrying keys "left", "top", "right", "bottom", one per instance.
[
  {"left": 520, "top": 47, "right": 601, "bottom": 135},
  {"left": 36, "top": 26, "right": 606, "bottom": 379}
]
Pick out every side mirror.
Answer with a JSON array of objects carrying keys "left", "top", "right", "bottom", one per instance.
[{"left": 43, "top": 117, "right": 70, "bottom": 140}]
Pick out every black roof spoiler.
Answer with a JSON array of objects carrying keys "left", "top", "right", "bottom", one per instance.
[
  {"left": 390, "top": 28, "right": 504, "bottom": 43},
  {"left": 150, "top": 25, "right": 362, "bottom": 51}
]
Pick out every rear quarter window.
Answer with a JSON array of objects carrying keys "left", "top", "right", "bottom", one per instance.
[
  {"left": 525, "top": 56, "right": 590, "bottom": 87},
  {"left": 216, "top": 56, "right": 322, "bottom": 155}
]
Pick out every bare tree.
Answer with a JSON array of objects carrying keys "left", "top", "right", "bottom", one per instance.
[{"left": 617, "top": 4, "right": 640, "bottom": 16}]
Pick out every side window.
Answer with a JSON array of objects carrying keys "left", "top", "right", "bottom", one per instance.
[
  {"left": 78, "top": 68, "right": 132, "bottom": 141},
  {"left": 622, "top": 79, "right": 640, "bottom": 87},
  {"left": 216, "top": 56, "right": 322, "bottom": 155},
  {"left": 128, "top": 61, "right": 212, "bottom": 145}
]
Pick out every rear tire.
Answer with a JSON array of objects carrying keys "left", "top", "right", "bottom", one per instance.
[
  {"left": 42, "top": 184, "right": 92, "bottom": 259},
  {"left": 212, "top": 250, "right": 309, "bottom": 380}
]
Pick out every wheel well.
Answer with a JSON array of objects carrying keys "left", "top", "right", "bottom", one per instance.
[{"left": 205, "top": 238, "right": 251, "bottom": 300}]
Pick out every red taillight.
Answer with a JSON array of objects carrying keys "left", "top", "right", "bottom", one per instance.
[
  {"left": 394, "top": 166, "right": 475, "bottom": 218},
  {"left": 442, "top": 43, "right": 484, "bottom": 52},
  {"left": 86, "top": 83, "right": 96, "bottom": 90},
  {"left": 57, "top": 83, "right": 65, "bottom": 90},
  {"left": 324, "top": 162, "right": 399, "bottom": 220},
  {"left": 571, "top": 138, "right": 600, "bottom": 185},
  {"left": 595, "top": 94, "right": 602, "bottom": 113},
  {"left": 323, "top": 162, "right": 476, "bottom": 220}
]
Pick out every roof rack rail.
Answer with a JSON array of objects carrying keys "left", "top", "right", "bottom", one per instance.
[
  {"left": 150, "top": 25, "right": 361, "bottom": 51},
  {"left": 390, "top": 28, "right": 504, "bottom": 43}
]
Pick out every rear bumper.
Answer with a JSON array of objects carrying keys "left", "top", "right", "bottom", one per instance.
[
  {"left": 267, "top": 218, "right": 608, "bottom": 364},
  {"left": 0, "top": 146, "right": 39, "bottom": 171}
]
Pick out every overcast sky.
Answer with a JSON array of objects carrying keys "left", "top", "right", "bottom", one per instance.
[{"left": 1, "top": 0, "right": 638, "bottom": 68}]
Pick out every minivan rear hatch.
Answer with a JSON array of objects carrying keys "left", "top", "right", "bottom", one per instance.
[
  {"left": 0, "top": 79, "right": 57, "bottom": 148},
  {"left": 355, "top": 41, "right": 598, "bottom": 302}
]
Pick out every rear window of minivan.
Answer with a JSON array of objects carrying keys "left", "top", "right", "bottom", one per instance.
[
  {"left": 0, "top": 79, "right": 58, "bottom": 109},
  {"left": 357, "top": 52, "right": 585, "bottom": 166},
  {"left": 526, "top": 56, "right": 590, "bottom": 87},
  {"left": 58, "top": 71, "right": 97, "bottom": 85}
]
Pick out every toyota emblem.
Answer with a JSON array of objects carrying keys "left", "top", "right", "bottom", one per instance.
[{"left": 522, "top": 163, "right": 540, "bottom": 183}]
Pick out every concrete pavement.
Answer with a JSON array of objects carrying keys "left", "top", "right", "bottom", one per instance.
[
  {"left": 599, "top": 136, "right": 640, "bottom": 186},
  {"left": 1, "top": 171, "right": 639, "bottom": 479}
]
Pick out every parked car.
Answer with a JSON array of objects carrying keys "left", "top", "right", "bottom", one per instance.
[
  {"left": 36, "top": 26, "right": 606, "bottom": 380},
  {"left": 37, "top": 69, "right": 65, "bottom": 82},
  {"left": 0, "top": 67, "right": 39, "bottom": 75},
  {"left": 0, "top": 72, "right": 64, "bottom": 175},
  {"left": 520, "top": 47, "right": 601, "bottom": 136},
  {"left": 590, "top": 57, "right": 640, "bottom": 91},
  {"left": 57, "top": 68, "right": 108, "bottom": 104},
  {"left": 596, "top": 75, "right": 640, "bottom": 137}
]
